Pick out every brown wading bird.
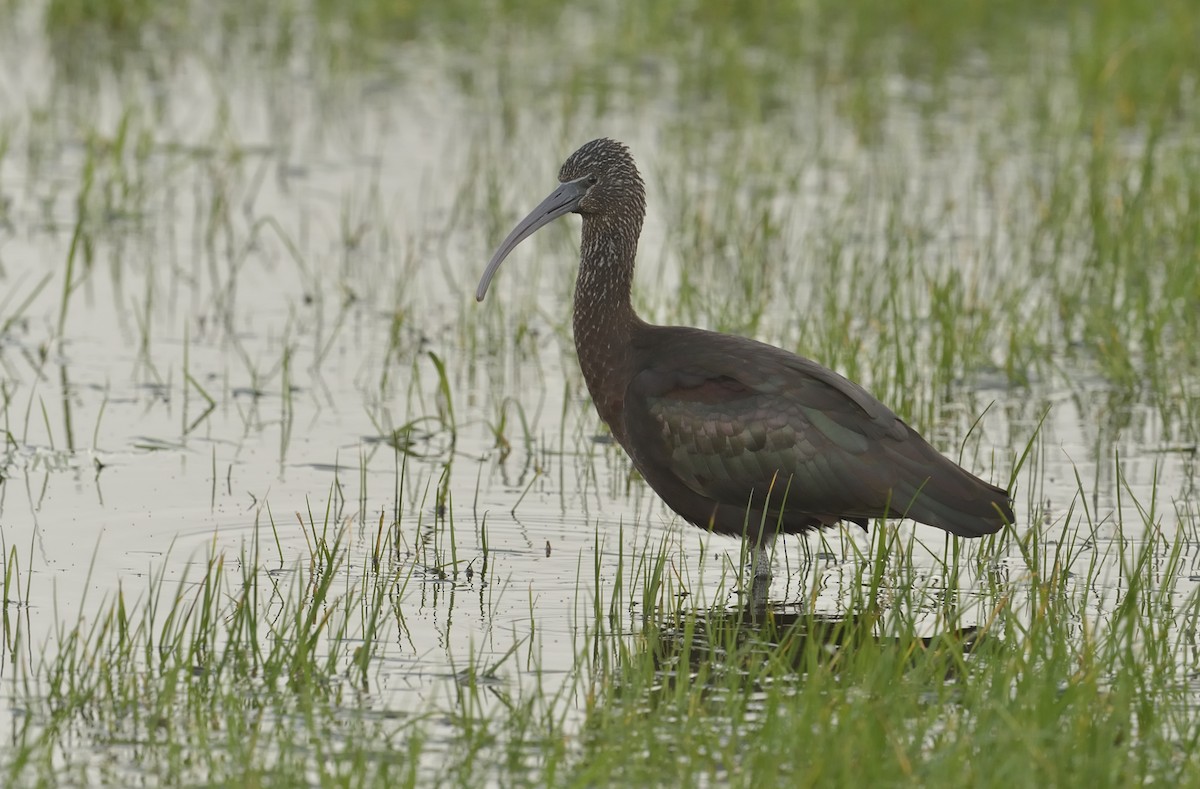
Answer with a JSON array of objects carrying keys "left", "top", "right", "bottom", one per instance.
[{"left": 476, "top": 138, "right": 1014, "bottom": 587}]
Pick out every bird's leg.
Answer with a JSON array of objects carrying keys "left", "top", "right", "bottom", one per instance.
[
  {"left": 747, "top": 536, "right": 774, "bottom": 604},
  {"left": 752, "top": 541, "right": 771, "bottom": 580}
]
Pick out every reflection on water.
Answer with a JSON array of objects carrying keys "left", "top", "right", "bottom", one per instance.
[{"left": 647, "top": 602, "right": 984, "bottom": 683}]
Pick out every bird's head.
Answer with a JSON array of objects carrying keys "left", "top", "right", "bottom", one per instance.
[
  {"left": 556, "top": 138, "right": 645, "bottom": 217},
  {"left": 476, "top": 138, "right": 645, "bottom": 301}
]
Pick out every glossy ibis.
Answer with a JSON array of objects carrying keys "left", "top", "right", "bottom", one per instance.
[{"left": 476, "top": 138, "right": 1013, "bottom": 582}]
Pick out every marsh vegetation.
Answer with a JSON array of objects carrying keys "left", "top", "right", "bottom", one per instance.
[{"left": 0, "top": 0, "right": 1198, "bottom": 784}]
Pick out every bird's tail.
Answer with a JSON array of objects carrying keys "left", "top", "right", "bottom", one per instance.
[{"left": 888, "top": 440, "right": 1014, "bottom": 538}]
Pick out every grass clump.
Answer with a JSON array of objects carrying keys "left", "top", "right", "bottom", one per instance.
[
  {"left": 570, "top": 515, "right": 1200, "bottom": 786},
  {"left": 3, "top": 512, "right": 426, "bottom": 786},
  {"left": 44, "top": 0, "right": 157, "bottom": 36},
  {"left": 8, "top": 492, "right": 1199, "bottom": 786}
]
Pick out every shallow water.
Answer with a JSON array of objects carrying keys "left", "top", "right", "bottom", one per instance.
[{"left": 0, "top": 0, "right": 1197, "bottom": 775}]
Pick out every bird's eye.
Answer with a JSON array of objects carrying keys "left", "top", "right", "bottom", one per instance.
[{"left": 587, "top": 175, "right": 598, "bottom": 186}]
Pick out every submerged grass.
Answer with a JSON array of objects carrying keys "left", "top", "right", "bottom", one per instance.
[{"left": 3, "top": 478, "right": 1199, "bottom": 785}]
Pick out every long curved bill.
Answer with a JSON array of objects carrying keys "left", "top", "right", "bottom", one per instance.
[{"left": 475, "top": 178, "right": 589, "bottom": 301}]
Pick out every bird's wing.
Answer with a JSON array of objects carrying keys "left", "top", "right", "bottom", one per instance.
[{"left": 623, "top": 328, "right": 914, "bottom": 521}]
